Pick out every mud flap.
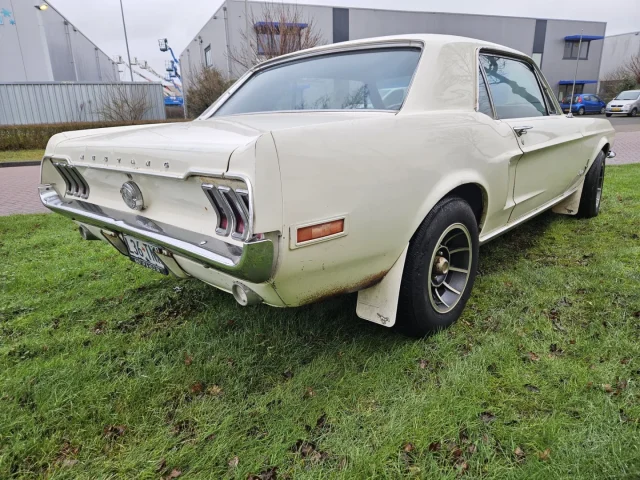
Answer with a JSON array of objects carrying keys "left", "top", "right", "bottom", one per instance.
[
  {"left": 356, "top": 244, "right": 409, "bottom": 327},
  {"left": 552, "top": 180, "right": 584, "bottom": 216}
]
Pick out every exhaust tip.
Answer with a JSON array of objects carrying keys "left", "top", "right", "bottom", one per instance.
[
  {"left": 232, "top": 283, "right": 262, "bottom": 306},
  {"left": 79, "top": 225, "right": 99, "bottom": 241}
]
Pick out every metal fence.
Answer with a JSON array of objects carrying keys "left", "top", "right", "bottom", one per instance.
[{"left": 0, "top": 82, "right": 166, "bottom": 125}]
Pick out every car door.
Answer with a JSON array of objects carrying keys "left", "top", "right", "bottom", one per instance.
[{"left": 480, "top": 53, "right": 588, "bottom": 222}]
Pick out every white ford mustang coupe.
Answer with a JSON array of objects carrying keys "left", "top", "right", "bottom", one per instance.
[{"left": 40, "top": 35, "right": 615, "bottom": 336}]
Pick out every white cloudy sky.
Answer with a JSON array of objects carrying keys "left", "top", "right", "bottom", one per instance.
[{"left": 50, "top": 0, "right": 639, "bottom": 82}]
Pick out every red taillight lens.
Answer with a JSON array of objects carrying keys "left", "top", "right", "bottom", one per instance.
[{"left": 297, "top": 219, "right": 344, "bottom": 243}]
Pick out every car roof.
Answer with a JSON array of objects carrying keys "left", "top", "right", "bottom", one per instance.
[{"left": 254, "top": 33, "right": 525, "bottom": 70}]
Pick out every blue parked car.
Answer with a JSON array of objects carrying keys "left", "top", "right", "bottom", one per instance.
[{"left": 560, "top": 94, "right": 607, "bottom": 115}]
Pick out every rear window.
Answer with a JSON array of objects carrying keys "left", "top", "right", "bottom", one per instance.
[
  {"left": 562, "top": 95, "right": 581, "bottom": 104},
  {"left": 213, "top": 48, "right": 421, "bottom": 116}
]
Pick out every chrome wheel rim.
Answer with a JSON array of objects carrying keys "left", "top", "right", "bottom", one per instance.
[
  {"left": 428, "top": 223, "right": 472, "bottom": 314},
  {"left": 595, "top": 161, "right": 605, "bottom": 210}
]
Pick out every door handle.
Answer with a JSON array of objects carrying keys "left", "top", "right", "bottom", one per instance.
[{"left": 514, "top": 126, "right": 533, "bottom": 137}]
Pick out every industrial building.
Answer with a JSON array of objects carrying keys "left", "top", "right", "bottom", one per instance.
[
  {"left": 599, "top": 31, "right": 640, "bottom": 79},
  {"left": 0, "top": 1, "right": 119, "bottom": 82},
  {"left": 180, "top": 0, "right": 607, "bottom": 101}
]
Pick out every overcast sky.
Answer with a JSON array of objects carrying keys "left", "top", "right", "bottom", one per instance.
[{"left": 50, "top": 0, "right": 639, "bottom": 83}]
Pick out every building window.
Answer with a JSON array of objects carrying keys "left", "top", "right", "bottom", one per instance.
[
  {"left": 255, "top": 22, "right": 306, "bottom": 56},
  {"left": 563, "top": 40, "right": 589, "bottom": 60},
  {"left": 204, "top": 45, "right": 212, "bottom": 67},
  {"left": 558, "top": 83, "right": 584, "bottom": 101}
]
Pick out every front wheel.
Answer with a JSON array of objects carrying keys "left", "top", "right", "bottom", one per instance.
[
  {"left": 629, "top": 108, "right": 638, "bottom": 117},
  {"left": 395, "top": 197, "right": 479, "bottom": 337},
  {"left": 578, "top": 151, "right": 605, "bottom": 218},
  {"left": 578, "top": 107, "right": 585, "bottom": 116},
  {"left": 606, "top": 113, "right": 612, "bottom": 117}
]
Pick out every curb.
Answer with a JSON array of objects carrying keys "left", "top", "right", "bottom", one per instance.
[{"left": 0, "top": 161, "right": 41, "bottom": 168}]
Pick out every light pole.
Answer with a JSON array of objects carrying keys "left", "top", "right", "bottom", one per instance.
[{"left": 119, "top": 0, "right": 134, "bottom": 82}]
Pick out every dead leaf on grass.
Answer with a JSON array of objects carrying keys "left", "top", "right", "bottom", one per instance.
[
  {"left": 206, "top": 385, "right": 223, "bottom": 396},
  {"left": 61, "top": 459, "right": 78, "bottom": 468},
  {"left": 189, "top": 382, "right": 204, "bottom": 395},
  {"left": 103, "top": 425, "right": 126, "bottom": 439},
  {"left": 537, "top": 448, "right": 551, "bottom": 461},
  {"left": 247, "top": 466, "right": 277, "bottom": 480},
  {"left": 428, "top": 441, "right": 441, "bottom": 452},
  {"left": 184, "top": 355, "right": 193, "bottom": 366},
  {"left": 525, "top": 351, "right": 540, "bottom": 362},
  {"left": 402, "top": 442, "right": 415, "bottom": 453},
  {"left": 163, "top": 468, "right": 182, "bottom": 479},
  {"left": 514, "top": 446, "right": 526, "bottom": 462},
  {"left": 418, "top": 359, "right": 429, "bottom": 369},
  {"left": 303, "top": 387, "right": 316, "bottom": 399},
  {"left": 480, "top": 412, "right": 496, "bottom": 423},
  {"left": 525, "top": 384, "right": 540, "bottom": 393},
  {"left": 228, "top": 456, "right": 239, "bottom": 468}
]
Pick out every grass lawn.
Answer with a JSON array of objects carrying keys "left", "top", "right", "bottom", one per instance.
[
  {"left": 0, "top": 150, "right": 44, "bottom": 163},
  {"left": 1, "top": 165, "right": 639, "bottom": 479}
]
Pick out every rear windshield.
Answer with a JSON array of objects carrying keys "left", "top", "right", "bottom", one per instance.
[
  {"left": 213, "top": 48, "right": 421, "bottom": 116},
  {"left": 562, "top": 95, "right": 581, "bottom": 103}
]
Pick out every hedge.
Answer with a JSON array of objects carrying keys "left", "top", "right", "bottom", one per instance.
[{"left": 0, "top": 120, "right": 189, "bottom": 151}]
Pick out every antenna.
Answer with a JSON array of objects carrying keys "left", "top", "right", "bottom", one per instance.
[{"left": 567, "top": 30, "right": 583, "bottom": 118}]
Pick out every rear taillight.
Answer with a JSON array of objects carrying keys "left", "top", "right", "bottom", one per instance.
[
  {"left": 201, "top": 184, "right": 252, "bottom": 241},
  {"left": 52, "top": 162, "right": 90, "bottom": 199}
]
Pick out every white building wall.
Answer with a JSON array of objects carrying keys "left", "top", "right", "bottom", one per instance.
[
  {"left": 0, "top": 1, "right": 117, "bottom": 82},
  {"left": 599, "top": 32, "right": 640, "bottom": 79}
]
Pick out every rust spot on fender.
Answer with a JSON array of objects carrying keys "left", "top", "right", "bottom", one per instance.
[{"left": 300, "top": 270, "right": 389, "bottom": 305}]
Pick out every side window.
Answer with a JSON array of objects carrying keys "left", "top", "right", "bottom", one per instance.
[
  {"left": 477, "top": 68, "right": 494, "bottom": 117},
  {"left": 480, "top": 54, "right": 548, "bottom": 119}
]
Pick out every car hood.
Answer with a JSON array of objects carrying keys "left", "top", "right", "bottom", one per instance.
[
  {"left": 608, "top": 99, "right": 636, "bottom": 106},
  {"left": 46, "top": 112, "right": 389, "bottom": 177}
]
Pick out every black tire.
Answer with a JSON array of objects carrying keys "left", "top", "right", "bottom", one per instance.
[
  {"left": 578, "top": 150, "right": 606, "bottom": 219},
  {"left": 578, "top": 107, "right": 585, "bottom": 116},
  {"left": 600, "top": 107, "right": 606, "bottom": 114},
  {"left": 629, "top": 108, "right": 638, "bottom": 117},
  {"left": 395, "top": 197, "right": 479, "bottom": 337},
  {"left": 606, "top": 113, "right": 612, "bottom": 117}
]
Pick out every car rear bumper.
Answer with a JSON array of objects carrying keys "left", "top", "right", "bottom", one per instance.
[{"left": 38, "top": 185, "right": 275, "bottom": 284}]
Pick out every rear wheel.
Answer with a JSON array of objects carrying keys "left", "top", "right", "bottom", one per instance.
[
  {"left": 578, "top": 151, "right": 606, "bottom": 218},
  {"left": 600, "top": 107, "right": 606, "bottom": 114},
  {"left": 395, "top": 197, "right": 479, "bottom": 337}
]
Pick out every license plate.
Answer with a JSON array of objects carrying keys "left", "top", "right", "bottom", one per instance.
[
  {"left": 612, "top": 108, "right": 621, "bottom": 112},
  {"left": 563, "top": 109, "right": 569, "bottom": 113},
  {"left": 123, "top": 235, "right": 168, "bottom": 274}
]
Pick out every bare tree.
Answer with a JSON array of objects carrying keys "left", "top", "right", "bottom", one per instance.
[
  {"left": 626, "top": 54, "right": 640, "bottom": 85},
  {"left": 230, "top": 2, "right": 323, "bottom": 71},
  {"left": 184, "top": 66, "right": 234, "bottom": 118},
  {"left": 97, "top": 85, "right": 152, "bottom": 123},
  {"left": 599, "top": 65, "right": 638, "bottom": 102}
]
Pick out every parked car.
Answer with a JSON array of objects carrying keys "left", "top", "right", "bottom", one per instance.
[
  {"left": 560, "top": 94, "right": 606, "bottom": 115},
  {"left": 606, "top": 90, "right": 640, "bottom": 117},
  {"left": 39, "top": 34, "right": 616, "bottom": 337}
]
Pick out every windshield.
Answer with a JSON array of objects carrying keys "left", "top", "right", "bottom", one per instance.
[
  {"left": 213, "top": 48, "right": 421, "bottom": 116},
  {"left": 614, "top": 91, "right": 640, "bottom": 101}
]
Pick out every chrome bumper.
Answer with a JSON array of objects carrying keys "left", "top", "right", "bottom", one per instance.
[{"left": 39, "top": 186, "right": 275, "bottom": 283}]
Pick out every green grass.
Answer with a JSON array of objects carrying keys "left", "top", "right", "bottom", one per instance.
[
  {"left": 1, "top": 165, "right": 639, "bottom": 479},
  {"left": 0, "top": 150, "right": 44, "bottom": 163}
]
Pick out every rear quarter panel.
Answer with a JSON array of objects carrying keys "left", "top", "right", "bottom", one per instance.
[{"left": 270, "top": 111, "right": 522, "bottom": 306}]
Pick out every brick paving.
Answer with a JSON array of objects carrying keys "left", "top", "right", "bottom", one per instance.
[
  {"left": 0, "top": 129, "right": 638, "bottom": 216},
  {"left": 608, "top": 131, "right": 639, "bottom": 166},
  {"left": 0, "top": 166, "right": 49, "bottom": 216}
]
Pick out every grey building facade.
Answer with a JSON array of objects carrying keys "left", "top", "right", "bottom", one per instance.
[
  {"left": 180, "top": 0, "right": 607, "bottom": 101},
  {"left": 0, "top": 1, "right": 118, "bottom": 82},
  {"left": 599, "top": 31, "right": 640, "bottom": 79}
]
